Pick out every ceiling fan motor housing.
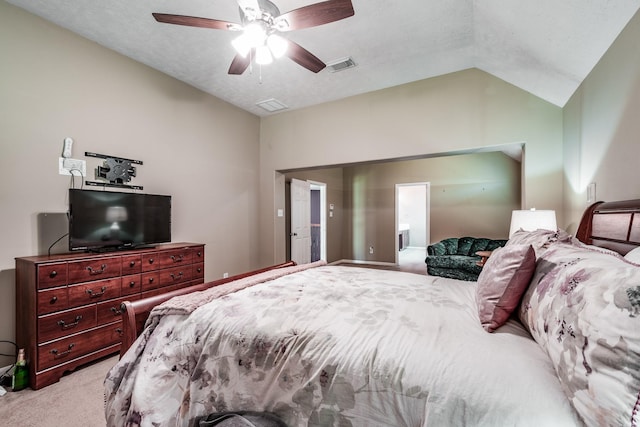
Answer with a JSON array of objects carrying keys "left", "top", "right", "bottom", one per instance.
[{"left": 239, "top": 0, "right": 281, "bottom": 25}]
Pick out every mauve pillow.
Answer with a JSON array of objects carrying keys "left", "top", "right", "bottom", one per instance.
[{"left": 476, "top": 244, "right": 536, "bottom": 332}]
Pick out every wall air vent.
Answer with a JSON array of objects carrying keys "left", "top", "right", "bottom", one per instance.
[
  {"left": 256, "top": 98, "right": 288, "bottom": 113},
  {"left": 327, "top": 57, "right": 356, "bottom": 73}
]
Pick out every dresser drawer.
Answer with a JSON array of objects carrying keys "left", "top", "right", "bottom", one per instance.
[
  {"left": 121, "top": 274, "right": 142, "bottom": 296},
  {"left": 37, "top": 323, "right": 122, "bottom": 371},
  {"left": 97, "top": 295, "right": 139, "bottom": 325},
  {"left": 68, "top": 257, "right": 122, "bottom": 283},
  {"left": 37, "top": 263, "right": 67, "bottom": 289},
  {"left": 192, "top": 262, "right": 205, "bottom": 281},
  {"left": 37, "top": 287, "right": 69, "bottom": 315},
  {"left": 121, "top": 254, "right": 142, "bottom": 275},
  {"left": 158, "top": 265, "right": 193, "bottom": 287},
  {"left": 193, "top": 246, "right": 205, "bottom": 262},
  {"left": 141, "top": 271, "right": 161, "bottom": 292},
  {"left": 142, "top": 248, "right": 193, "bottom": 271},
  {"left": 68, "top": 277, "right": 122, "bottom": 306},
  {"left": 38, "top": 305, "right": 97, "bottom": 343}
]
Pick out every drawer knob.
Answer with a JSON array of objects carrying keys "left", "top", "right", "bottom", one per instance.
[
  {"left": 86, "top": 264, "right": 107, "bottom": 275},
  {"left": 116, "top": 328, "right": 123, "bottom": 337},
  {"left": 129, "top": 261, "right": 136, "bottom": 267},
  {"left": 148, "top": 258, "right": 154, "bottom": 264},
  {"left": 50, "top": 343, "right": 75, "bottom": 358},
  {"left": 57, "top": 315, "right": 82, "bottom": 330},
  {"left": 110, "top": 306, "right": 123, "bottom": 316},
  {"left": 148, "top": 277, "right": 154, "bottom": 283},
  {"left": 49, "top": 270, "right": 58, "bottom": 278},
  {"left": 50, "top": 296, "right": 58, "bottom": 304},
  {"left": 86, "top": 286, "right": 107, "bottom": 298},
  {"left": 171, "top": 255, "right": 184, "bottom": 263},
  {"left": 129, "top": 281, "right": 136, "bottom": 288},
  {"left": 170, "top": 272, "right": 184, "bottom": 281},
  {"left": 196, "top": 267, "right": 202, "bottom": 273},
  {"left": 197, "top": 251, "right": 202, "bottom": 257}
]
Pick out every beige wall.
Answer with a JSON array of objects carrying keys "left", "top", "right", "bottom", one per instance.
[
  {"left": 260, "top": 69, "right": 563, "bottom": 266},
  {"left": 341, "top": 152, "right": 520, "bottom": 263},
  {"left": 0, "top": 3, "right": 261, "bottom": 367},
  {"left": 563, "top": 9, "right": 640, "bottom": 233}
]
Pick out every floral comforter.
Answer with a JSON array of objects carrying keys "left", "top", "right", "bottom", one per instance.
[{"left": 104, "top": 265, "right": 580, "bottom": 426}]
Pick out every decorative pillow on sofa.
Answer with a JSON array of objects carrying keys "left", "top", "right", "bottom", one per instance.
[
  {"left": 476, "top": 244, "right": 536, "bottom": 332},
  {"left": 518, "top": 242, "right": 640, "bottom": 426}
]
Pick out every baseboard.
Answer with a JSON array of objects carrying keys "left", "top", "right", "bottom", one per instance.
[{"left": 330, "top": 259, "right": 398, "bottom": 267}]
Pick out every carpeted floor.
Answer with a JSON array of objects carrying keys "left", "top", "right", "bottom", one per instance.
[
  {"left": 337, "top": 247, "right": 427, "bottom": 275},
  {"left": 0, "top": 355, "right": 116, "bottom": 427}
]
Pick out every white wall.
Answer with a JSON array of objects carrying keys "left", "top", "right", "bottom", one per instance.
[{"left": 0, "top": 2, "right": 261, "bottom": 367}]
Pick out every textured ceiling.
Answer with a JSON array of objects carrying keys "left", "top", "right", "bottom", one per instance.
[{"left": 7, "top": 0, "right": 640, "bottom": 116}]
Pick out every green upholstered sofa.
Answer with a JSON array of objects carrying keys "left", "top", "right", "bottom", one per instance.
[{"left": 425, "top": 236, "right": 508, "bottom": 281}]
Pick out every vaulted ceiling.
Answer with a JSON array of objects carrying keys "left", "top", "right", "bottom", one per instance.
[{"left": 7, "top": 0, "right": 640, "bottom": 116}]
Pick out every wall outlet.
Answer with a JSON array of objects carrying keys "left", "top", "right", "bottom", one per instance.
[
  {"left": 59, "top": 157, "right": 86, "bottom": 176},
  {"left": 369, "top": 246, "right": 374, "bottom": 254},
  {"left": 223, "top": 272, "right": 229, "bottom": 278}
]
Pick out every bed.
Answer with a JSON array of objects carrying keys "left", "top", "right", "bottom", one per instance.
[{"left": 105, "top": 200, "right": 640, "bottom": 427}]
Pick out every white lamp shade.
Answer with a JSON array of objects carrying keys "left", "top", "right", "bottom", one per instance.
[
  {"left": 267, "top": 34, "right": 288, "bottom": 58},
  {"left": 231, "top": 34, "right": 251, "bottom": 57},
  {"left": 509, "top": 209, "right": 557, "bottom": 237}
]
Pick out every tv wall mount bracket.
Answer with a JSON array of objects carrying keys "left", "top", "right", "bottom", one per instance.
[{"left": 84, "top": 152, "right": 144, "bottom": 190}]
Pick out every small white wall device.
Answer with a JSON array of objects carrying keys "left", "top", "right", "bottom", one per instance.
[{"left": 62, "top": 137, "right": 73, "bottom": 158}]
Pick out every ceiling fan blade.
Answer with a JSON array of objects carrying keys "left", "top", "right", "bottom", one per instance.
[
  {"left": 228, "top": 51, "right": 253, "bottom": 75},
  {"left": 286, "top": 41, "right": 326, "bottom": 73},
  {"left": 275, "top": 0, "right": 354, "bottom": 31},
  {"left": 152, "top": 13, "right": 241, "bottom": 31}
]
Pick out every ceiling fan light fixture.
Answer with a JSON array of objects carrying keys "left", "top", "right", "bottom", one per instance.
[
  {"left": 255, "top": 45, "right": 273, "bottom": 65},
  {"left": 244, "top": 22, "right": 267, "bottom": 47},
  {"left": 231, "top": 34, "right": 251, "bottom": 57},
  {"left": 267, "top": 34, "right": 288, "bottom": 58}
]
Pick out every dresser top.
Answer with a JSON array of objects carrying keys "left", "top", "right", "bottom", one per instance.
[{"left": 16, "top": 242, "right": 204, "bottom": 264}]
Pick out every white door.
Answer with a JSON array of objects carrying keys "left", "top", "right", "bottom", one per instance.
[{"left": 290, "top": 178, "right": 311, "bottom": 264}]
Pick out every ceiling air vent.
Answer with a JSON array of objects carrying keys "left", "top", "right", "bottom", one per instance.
[
  {"left": 256, "top": 98, "right": 288, "bottom": 113},
  {"left": 327, "top": 57, "right": 356, "bottom": 73}
]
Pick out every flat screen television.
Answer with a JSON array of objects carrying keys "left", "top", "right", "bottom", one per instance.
[{"left": 68, "top": 189, "right": 171, "bottom": 251}]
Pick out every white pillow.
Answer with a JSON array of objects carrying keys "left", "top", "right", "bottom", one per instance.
[{"left": 624, "top": 246, "right": 640, "bottom": 264}]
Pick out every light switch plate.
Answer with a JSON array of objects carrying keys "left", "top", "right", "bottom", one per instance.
[{"left": 59, "top": 157, "right": 86, "bottom": 176}]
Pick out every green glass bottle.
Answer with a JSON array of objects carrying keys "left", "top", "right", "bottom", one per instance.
[{"left": 12, "top": 348, "right": 28, "bottom": 391}]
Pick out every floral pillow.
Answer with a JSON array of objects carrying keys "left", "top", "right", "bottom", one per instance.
[
  {"left": 518, "top": 242, "right": 640, "bottom": 426},
  {"left": 476, "top": 244, "right": 536, "bottom": 332},
  {"left": 506, "top": 228, "right": 573, "bottom": 257}
]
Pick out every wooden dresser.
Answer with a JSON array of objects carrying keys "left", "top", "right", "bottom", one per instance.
[{"left": 15, "top": 242, "right": 205, "bottom": 389}]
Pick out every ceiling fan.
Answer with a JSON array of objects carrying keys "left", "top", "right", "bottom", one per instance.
[{"left": 153, "top": 0, "right": 355, "bottom": 75}]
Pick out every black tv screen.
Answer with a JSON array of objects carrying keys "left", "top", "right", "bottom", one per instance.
[{"left": 69, "top": 189, "right": 171, "bottom": 251}]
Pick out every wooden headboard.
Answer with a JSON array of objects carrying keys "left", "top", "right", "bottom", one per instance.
[{"left": 576, "top": 199, "right": 640, "bottom": 255}]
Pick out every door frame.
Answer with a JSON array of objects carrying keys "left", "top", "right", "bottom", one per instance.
[
  {"left": 395, "top": 182, "right": 431, "bottom": 264},
  {"left": 309, "top": 181, "right": 327, "bottom": 261}
]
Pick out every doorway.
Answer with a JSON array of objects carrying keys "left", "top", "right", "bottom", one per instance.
[
  {"left": 287, "top": 179, "right": 327, "bottom": 264},
  {"left": 395, "top": 182, "right": 430, "bottom": 270}
]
